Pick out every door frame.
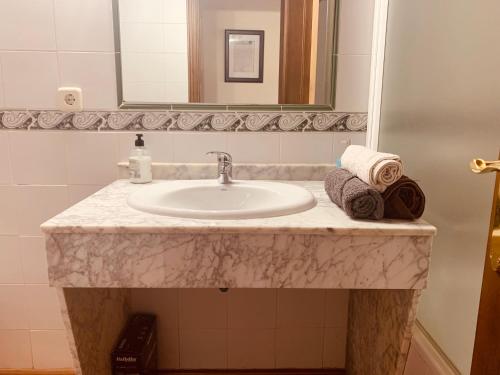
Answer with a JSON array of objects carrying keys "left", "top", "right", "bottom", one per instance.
[
  {"left": 471, "top": 164, "right": 500, "bottom": 374},
  {"left": 278, "top": 0, "right": 314, "bottom": 104},
  {"left": 366, "top": 0, "right": 389, "bottom": 151}
]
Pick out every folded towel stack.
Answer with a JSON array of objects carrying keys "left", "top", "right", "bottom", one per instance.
[
  {"left": 325, "top": 145, "right": 426, "bottom": 221},
  {"left": 340, "top": 145, "right": 403, "bottom": 192},
  {"left": 382, "top": 175, "right": 426, "bottom": 220},
  {"left": 324, "top": 168, "right": 384, "bottom": 220}
]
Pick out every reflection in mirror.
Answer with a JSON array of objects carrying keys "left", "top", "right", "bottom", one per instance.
[{"left": 117, "top": 0, "right": 337, "bottom": 107}]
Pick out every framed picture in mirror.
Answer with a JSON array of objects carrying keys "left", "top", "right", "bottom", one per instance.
[{"left": 225, "top": 30, "right": 264, "bottom": 83}]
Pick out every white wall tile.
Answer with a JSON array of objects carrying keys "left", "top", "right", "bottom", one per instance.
[
  {"left": 0, "top": 132, "right": 12, "bottom": 184},
  {"left": 280, "top": 133, "right": 334, "bottom": 164},
  {"left": 122, "top": 53, "right": 187, "bottom": 83},
  {"left": 30, "top": 330, "right": 73, "bottom": 368},
  {"left": 165, "top": 53, "right": 189, "bottom": 81},
  {"left": 180, "top": 329, "right": 227, "bottom": 369},
  {"left": 323, "top": 325, "right": 347, "bottom": 368},
  {"left": 333, "top": 132, "right": 367, "bottom": 160},
  {"left": 121, "top": 52, "right": 169, "bottom": 83},
  {"left": 8, "top": 131, "right": 68, "bottom": 185},
  {"left": 119, "top": 0, "right": 164, "bottom": 23},
  {"left": 163, "top": 0, "right": 187, "bottom": 23},
  {"left": 130, "top": 289, "right": 180, "bottom": 368},
  {"left": 0, "top": 330, "right": 33, "bottom": 368},
  {"left": 17, "top": 186, "right": 69, "bottom": 236},
  {"left": 65, "top": 132, "right": 119, "bottom": 185},
  {"left": 173, "top": 133, "right": 227, "bottom": 163},
  {"left": 121, "top": 23, "right": 165, "bottom": 53},
  {"left": 227, "top": 133, "right": 280, "bottom": 164},
  {"left": 0, "top": 0, "right": 56, "bottom": 51},
  {"left": 118, "top": 132, "right": 174, "bottom": 162},
  {"left": 25, "top": 285, "right": 64, "bottom": 330},
  {"left": 165, "top": 81, "right": 189, "bottom": 102},
  {"left": 0, "top": 236, "right": 23, "bottom": 284},
  {"left": 20, "top": 236, "right": 49, "bottom": 284},
  {"left": 0, "top": 186, "right": 19, "bottom": 235},
  {"left": 58, "top": 52, "right": 118, "bottom": 110},
  {"left": 130, "top": 289, "right": 179, "bottom": 329},
  {"left": 324, "top": 290, "right": 350, "bottom": 328},
  {"left": 276, "top": 327, "right": 323, "bottom": 368},
  {"left": 122, "top": 81, "right": 168, "bottom": 103},
  {"left": 228, "top": 329, "right": 274, "bottom": 369},
  {"left": 0, "top": 61, "right": 4, "bottom": 108},
  {"left": 67, "top": 185, "right": 104, "bottom": 206},
  {"left": 157, "top": 323, "right": 180, "bottom": 369},
  {"left": 179, "top": 289, "right": 227, "bottom": 329},
  {"left": 1, "top": 52, "right": 59, "bottom": 109},
  {"left": 277, "top": 289, "right": 325, "bottom": 328},
  {"left": 335, "top": 54, "right": 371, "bottom": 112},
  {"left": 54, "top": 0, "right": 115, "bottom": 52},
  {"left": 228, "top": 289, "right": 276, "bottom": 329},
  {"left": 164, "top": 24, "right": 188, "bottom": 52},
  {"left": 337, "top": 0, "right": 375, "bottom": 55},
  {"left": 0, "top": 285, "right": 28, "bottom": 329}
]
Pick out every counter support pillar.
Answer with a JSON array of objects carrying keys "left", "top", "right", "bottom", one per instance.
[
  {"left": 346, "top": 289, "right": 420, "bottom": 375},
  {"left": 57, "top": 288, "right": 130, "bottom": 375}
]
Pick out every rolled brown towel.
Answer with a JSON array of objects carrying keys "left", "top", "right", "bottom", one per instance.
[
  {"left": 324, "top": 168, "right": 384, "bottom": 220},
  {"left": 382, "top": 176, "right": 425, "bottom": 220}
]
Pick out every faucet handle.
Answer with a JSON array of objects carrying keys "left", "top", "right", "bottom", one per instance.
[
  {"left": 207, "top": 151, "right": 233, "bottom": 184},
  {"left": 206, "top": 151, "right": 232, "bottom": 163}
]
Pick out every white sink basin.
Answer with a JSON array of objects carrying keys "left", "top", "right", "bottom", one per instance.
[{"left": 127, "top": 180, "right": 317, "bottom": 219}]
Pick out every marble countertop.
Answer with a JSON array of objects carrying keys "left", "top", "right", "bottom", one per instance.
[{"left": 41, "top": 180, "right": 436, "bottom": 236}]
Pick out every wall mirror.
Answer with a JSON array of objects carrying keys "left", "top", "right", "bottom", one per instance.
[{"left": 115, "top": 0, "right": 338, "bottom": 110}]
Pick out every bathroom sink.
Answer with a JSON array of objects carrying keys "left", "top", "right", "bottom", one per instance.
[{"left": 127, "top": 180, "right": 317, "bottom": 219}]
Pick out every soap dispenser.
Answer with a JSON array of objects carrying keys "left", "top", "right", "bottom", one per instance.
[{"left": 129, "top": 134, "right": 152, "bottom": 184}]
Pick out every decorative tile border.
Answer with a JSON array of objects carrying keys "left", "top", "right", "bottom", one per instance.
[{"left": 0, "top": 110, "right": 367, "bottom": 132}]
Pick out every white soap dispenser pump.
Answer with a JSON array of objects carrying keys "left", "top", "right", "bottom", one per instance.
[{"left": 129, "top": 134, "right": 152, "bottom": 184}]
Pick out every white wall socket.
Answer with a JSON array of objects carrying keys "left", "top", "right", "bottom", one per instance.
[{"left": 57, "top": 87, "right": 83, "bottom": 111}]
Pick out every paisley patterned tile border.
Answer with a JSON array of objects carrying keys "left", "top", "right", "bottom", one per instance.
[{"left": 0, "top": 110, "right": 367, "bottom": 132}]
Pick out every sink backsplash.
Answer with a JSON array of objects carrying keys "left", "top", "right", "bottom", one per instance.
[{"left": 118, "top": 162, "right": 335, "bottom": 181}]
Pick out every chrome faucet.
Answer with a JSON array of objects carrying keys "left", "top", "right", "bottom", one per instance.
[{"left": 206, "top": 151, "right": 233, "bottom": 184}]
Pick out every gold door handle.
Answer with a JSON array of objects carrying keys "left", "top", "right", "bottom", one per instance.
[
  {"left": 490, "top": 233, "right": 500, "bottom": 272},
  {"left": 472, "top": 156, "right": 500, "bottom": 272},
  {"left": 470, "top": 158, "right": 500, "bottom": 174}
]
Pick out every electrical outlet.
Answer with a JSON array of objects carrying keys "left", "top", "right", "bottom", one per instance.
[{"left": 57, "top": 87, "right": 83, "bottom": 111}]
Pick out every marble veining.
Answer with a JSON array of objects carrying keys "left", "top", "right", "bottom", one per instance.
[
  {"left": 46, "top": 232, "right": 432, "bottom": 289},
  {"left": 59, "top": 288, "right": 130, "bottom": 375},
  {"left": 347, "top": 290, "right": 421, "bottom": 375},
  {"left": 41, "top": 180, "right": 436, "bottom": 236}
]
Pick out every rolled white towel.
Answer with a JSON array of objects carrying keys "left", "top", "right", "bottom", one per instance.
[{"left": 340, "top": 145, "right": 403, "bottom": 192}]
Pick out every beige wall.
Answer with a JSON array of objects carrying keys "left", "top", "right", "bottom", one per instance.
[
  {"left": 199, "top": 0, "right": 281, "bottom": 104},
  {"left": 379, "top": 0, "right": 500, "bottom": 373}
]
